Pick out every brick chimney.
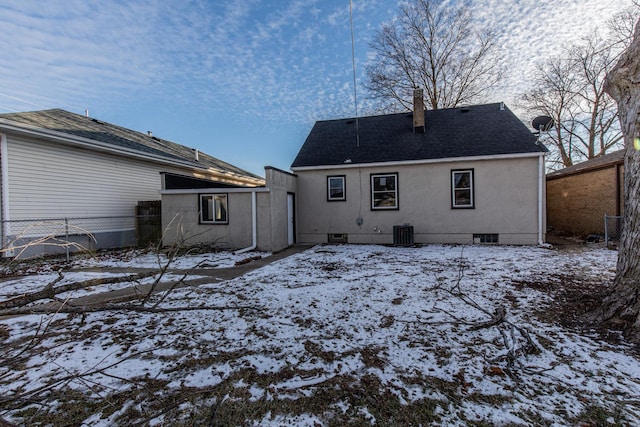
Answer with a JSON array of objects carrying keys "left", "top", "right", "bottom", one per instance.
[{"left": 413, "top": 88, "right": 425, "bottom": 133}]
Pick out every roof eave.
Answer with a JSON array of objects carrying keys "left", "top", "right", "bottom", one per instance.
[
  {"left": 0, "top": 119, "right": 264, "bottom": 186},
  {"left": 291, "top": 151, "right": 546, "bottom": 172}
]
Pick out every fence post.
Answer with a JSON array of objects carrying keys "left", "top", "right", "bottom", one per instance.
[{"left": 65, "top": 217, "right": 70, "bottom": 262}]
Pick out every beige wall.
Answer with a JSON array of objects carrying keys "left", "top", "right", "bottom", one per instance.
[
  {"left": 162, "top": 167, "right": 297, "bottom": 252},
  {"left": 162, "top": 192, "right": 255, "bottom": 250},
  {"left": 259, "top": 167, "right": 297, "bottom": 252},
  {"left": 294, "top": 156, "right": 544, "bottom": 245}
]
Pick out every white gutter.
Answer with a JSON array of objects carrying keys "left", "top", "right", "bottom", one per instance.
[
  {"left": 291, "top": 151, "right": 544, "bottom": 172},
  {"left": 235, "top": 190, "right": 258, "bottom": 254},
  {"left": 538, "top": 154, "right": 545, "bottom": 245},
  {"left": 0, "top": 133, "right": 12, "bottom": 257}
]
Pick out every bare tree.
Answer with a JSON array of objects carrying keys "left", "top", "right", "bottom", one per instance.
[
  {"left": 609, "top": 0, "right": 640, "bottom": 46},
  {"left": 594, "top": 17, "right": 640, "bottom": 343},
  {"left": 520, "top": 35, "right": 623, "bottom": 169},
  {"left": 520, "top": 57, "right": 582, "bottom": 168},
  {"left": 364, "top": 0, "right": 503, "bottom": 112},
  {"left": 520, "top": 6, "right": 639, "bottom": 169}
]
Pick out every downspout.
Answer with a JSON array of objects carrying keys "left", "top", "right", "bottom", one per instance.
[
  {"left": 235, "top": 190, "right": 257, "bottom": 254},
  {"left": 0, "top": 133, "right": 12, "bottom": 257},
  {"left": 537, "top": 154, "right": 545, "bottom": 245}
]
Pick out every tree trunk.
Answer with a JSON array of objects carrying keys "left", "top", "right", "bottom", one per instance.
[{"left": 596, "top": 18, "right": 640, "bottom": 342}]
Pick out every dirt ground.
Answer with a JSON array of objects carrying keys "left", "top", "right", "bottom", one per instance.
[{"left": 518, "top": 237, "right": 630, "bottom": 348}]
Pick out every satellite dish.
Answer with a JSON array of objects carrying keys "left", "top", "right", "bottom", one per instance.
[{"left": 532, "top": 115, "right": 554, "bottom": 132}]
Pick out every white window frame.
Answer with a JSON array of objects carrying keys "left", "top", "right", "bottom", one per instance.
[
  {"left": 371, "top": 173, "right": 398, "bottom": 210},
  {"left": 451, "top": 169, "right": 474, "bottom": 209},
  {"left": 327, "top": 175, "right": 346, "bottom": 201},
  {"left": 199, "top": 193, "right": 229, "bottom": 224}
]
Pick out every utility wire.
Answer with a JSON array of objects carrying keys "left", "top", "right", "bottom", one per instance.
[
  {"left": 0, "top": 91, "right": 51, "bottom": 110},
  {"left": 349, "top": 0, "right": 360, "bottom": 147}
]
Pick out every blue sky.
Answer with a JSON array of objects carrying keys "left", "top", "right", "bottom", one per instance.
[{"left": 0, "top": 0, "right": 631, "bottom": 176}]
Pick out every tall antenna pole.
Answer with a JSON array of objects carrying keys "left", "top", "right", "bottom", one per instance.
[{"left": 349, "top": 0, "right": 360, "bottom": 147}]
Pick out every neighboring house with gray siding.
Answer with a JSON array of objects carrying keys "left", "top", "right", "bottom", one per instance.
[
  {"left": 0, "top": 109, "right": 264, "bottom": 257},
  {"left": 291, "top": 92, "right": 548, "bottom": 245}
]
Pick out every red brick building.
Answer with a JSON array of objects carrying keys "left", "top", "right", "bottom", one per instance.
[{"left": 546, "top": 150, "right": 624, "bottom": 237}]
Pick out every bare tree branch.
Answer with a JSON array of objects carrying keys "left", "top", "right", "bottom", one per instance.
[
  {"left": 519, "top": 5, "right": 639, "bottom": 168},
  {"left": 365, "top": 0, "right": 503, "bottom": 111}
]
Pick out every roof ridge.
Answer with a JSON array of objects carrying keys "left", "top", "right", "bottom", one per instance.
[{"left": 314, "top": 102, "right": 508, "bottom": 124}]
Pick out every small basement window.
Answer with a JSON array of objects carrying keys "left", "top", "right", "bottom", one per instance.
[
  {"left": 328, "top": 233, "right": 348, "bottom": 244},
  {"left": 473, "top": 234, "right": 498, "bottom": 244}
]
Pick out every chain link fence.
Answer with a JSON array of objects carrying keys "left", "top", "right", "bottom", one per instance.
[
  {"left": 1, "top": 215, "right": 161, "bottom": 260},
  {"left": 604, "top": 214, "right": 623, "bottom": 248}
]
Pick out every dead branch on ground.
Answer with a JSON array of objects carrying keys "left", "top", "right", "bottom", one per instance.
[
  {"left": 0, "top": 271, "right": 157, "bottom": 310},
  {"left": 429, "top": 248, "right": 542, "bottom": 369},
  {"left": 0, "top": 303, "right": 260, "bottom": 317}
]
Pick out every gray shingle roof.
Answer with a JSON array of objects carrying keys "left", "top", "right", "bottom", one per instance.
[
  {"left": 0, "top": 109, "right": 263, "bottom": 181},
  {"left": 546, "top": 149, "right": 624, "bottom": 179},
  {"left": 291, "top": 103, "right": 547, "bottom": 168}
]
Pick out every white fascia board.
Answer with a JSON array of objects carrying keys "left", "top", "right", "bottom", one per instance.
[
  {"left": 291, "top": 151, "right": 546, "bottom": 172},
  {"left": 160, "top": 187, "right": 270, "bottom": 195}
]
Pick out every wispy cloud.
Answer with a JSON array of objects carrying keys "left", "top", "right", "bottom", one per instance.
[
  {"left": 470, "top": 0, "right": 634, "bottom": 106},
  {"left": 0, "top": 0, "right": 631, "bottom": 139},
  {"left": 0, "top": 0, "right": 395, "bottom": 123}
]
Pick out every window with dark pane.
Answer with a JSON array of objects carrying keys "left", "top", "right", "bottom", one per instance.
[
  {"left": 371, "top": 173, "right": 398, "bottom": 210},
  {"left": 199, "top": 194, "right": 228, "bottom": 224},
  {"left": 327, "top": 176, "right": 346, "bottom": 201},
  {"left": 452, "top": 170, "right": 474, "bottom": 208}
]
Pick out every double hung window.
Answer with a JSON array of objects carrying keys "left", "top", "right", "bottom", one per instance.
[
  {"left": 200, "top": 194, "right": 228, "bottom": 224},
  {"left": 452, "top": 169, "right": 474, "bottom": 208},
  {"left": 327, "top": 176, "right": 346, "bottom": 201},
  {"left": 371, "top": 173, "right": 398, "bottom": 210}
]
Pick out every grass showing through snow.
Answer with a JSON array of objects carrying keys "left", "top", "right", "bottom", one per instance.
[{"left": 0, "top": 244, "right": 637, "bottom": 426}]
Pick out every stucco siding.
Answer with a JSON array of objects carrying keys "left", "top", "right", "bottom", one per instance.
[
  {"left": 264, "top": 168, "right": 297, "bottom": 252},
  {"left": 162, "top": 192, "right": 254, "bottom": 250},
  {"left": 161, "top": 168, "right": 297, "bottom": 253},
  {"left": 295, "top": 157, "right": 542, "bottom": 245}
]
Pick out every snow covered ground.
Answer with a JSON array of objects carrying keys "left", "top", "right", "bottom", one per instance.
[
  {"left": 0, "top": 248, "right": 266, "bottom": 301},
  {"left": 0, "top": 244, "right": 638, "bottom": 426}
]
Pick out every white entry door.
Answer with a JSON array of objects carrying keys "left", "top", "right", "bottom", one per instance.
[{"left": 287, "top": 193, "right": 295, "bottom": 246}]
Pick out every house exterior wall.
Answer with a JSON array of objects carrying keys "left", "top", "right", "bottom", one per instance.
[
  {"left": 258, "top": 167, "right": 297, "bottom": 252},
  {"left": 546, "top": 164, "right": 623, "bottom": 236},
  {"left": 5, "top": 135, "right": 167, "bottom": 220},
  {"left": 162, "top": 168, "right": 297, "bottom": 252},
  {"left": 295, "top": 156, "right": 543, "bottom": 245},
  {"left": 162, "top": 192, "right": 255, "bottom": 250}
]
